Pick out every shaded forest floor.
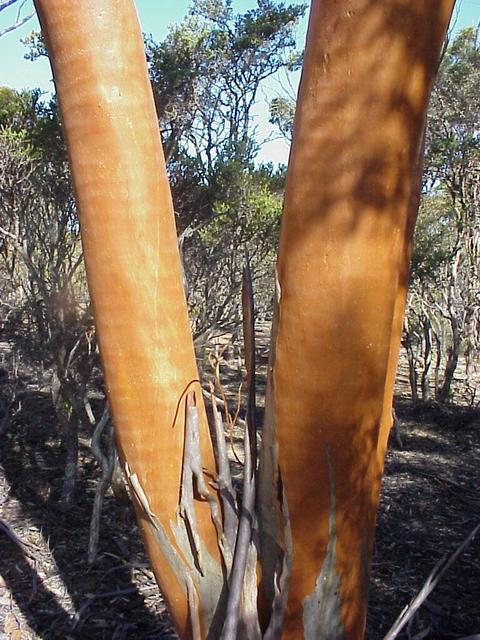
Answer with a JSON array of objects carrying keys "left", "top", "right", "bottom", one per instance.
[{"left": 1, "top": 326, "right": 479, "bottom": 639}]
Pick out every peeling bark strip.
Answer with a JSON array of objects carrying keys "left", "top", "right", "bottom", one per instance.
[
  {"left": 179, "top": 393, "right": 228, "bottom": 573},
  {"left": 126, "top": 454, "right": 225, "bottom": 640},
  {"left": 303, "top": 446, "right": 344, "bottom": 640}
]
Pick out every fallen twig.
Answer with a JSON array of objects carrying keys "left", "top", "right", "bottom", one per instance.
[
  {"left": 383, "top": 521, "right": 480, "bottom": 640},
  {"left": 0, "top": 518, "right": 37, "bottom": 558}
]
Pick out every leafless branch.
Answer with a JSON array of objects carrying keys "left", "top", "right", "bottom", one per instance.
[
  {"left": 210, "top": 384, "right": 238, "bottom": 555},
  {"left": 0, "top": 518, "right": 37, "bottom": 558},
  {"left": 220, "top": 249, "right": 260, "bottom": 639},
  {"left": 384, "top": 521, "right": 480, "bottom": 640},
  {"left": 87, "top": 403, "right": 114, "bottom": 564},
  {"left": 0, "top": 0, "right": 34, "bottom": 38}
]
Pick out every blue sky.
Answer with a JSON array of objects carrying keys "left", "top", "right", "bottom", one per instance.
[{"left": 0, "top": 0, "right": 478, "bottom": 165}]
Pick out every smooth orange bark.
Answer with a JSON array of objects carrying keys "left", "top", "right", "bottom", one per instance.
[
  {"left": 33, "top": 2, "right": 223, "bottom": 637},
  {"left": 262, "top": 1, "right": 454, "bottom": 638}
]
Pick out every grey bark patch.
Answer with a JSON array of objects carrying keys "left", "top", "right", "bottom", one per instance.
[
  {"left": 126, "top": 463, "right": 225, "bottom": 639},
  {"left": 303, "top": 445, "right": 345, "bottom": 640},
  {"left": 171, "top": 517, "right": 226, "bottom": 638}
]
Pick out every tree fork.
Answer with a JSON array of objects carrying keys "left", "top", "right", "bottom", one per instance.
[{"left": 33, "top": 0, "right": 455, "bottom": 638}]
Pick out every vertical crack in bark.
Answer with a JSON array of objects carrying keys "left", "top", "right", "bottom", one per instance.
[
  {"left": 303, "top": 444, "right": 345, "bottom": 640},
  {"left": 258, "top": 269, "right": 294, "bottom": 635}
]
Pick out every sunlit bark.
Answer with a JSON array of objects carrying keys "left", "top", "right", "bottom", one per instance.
[
  {"left": 32, "top": 2, "right": 226, "bottom": 637},
  {"left": 259, "top": 2, "right": 454, "bottom": 638}
]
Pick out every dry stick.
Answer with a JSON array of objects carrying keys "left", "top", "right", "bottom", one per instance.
[
  {"left": 242, "top": 248, "right": 257, "bottom": 472},
  {"left": 221, "top": 250, "right": 258, "bottom": 640},
  {"left": 210, "top": 384, "right": 238, "bottom": 556},
  {"left": 209, "top": 349, "right": 245, "bottom": 466},
  {"left": 201, "top": 388, "right": 246, "bottom": 432},
  {"left": 0, "top": 519, "right": 37, "bottom": 558},
  {"left": 87, "top": 403, "right": 114, "bottom": 564},
  {"left": 263, "top": 484, "right": 293, "bottom": 640},
  {"left": 383, "top": 521, "right": 480, "bottom": 640}
]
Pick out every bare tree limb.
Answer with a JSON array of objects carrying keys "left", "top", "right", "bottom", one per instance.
[
  {"left": 0, "top": 0, "right": 34, "bottom": 39},
  {"left": 384, "top": 521, "right": 480, "bottom": 640},
  {"left": 87, "top": 403, "right": 114, "bottom": 564},
  {"left": 210, "top": 384, "right": 238, "bottom": 556},
  {"left": 220, "top": 249, "right": 260, "bottom": 640},
  {"left": 0, "top": 518, "right": 37, "bottom": 558}
]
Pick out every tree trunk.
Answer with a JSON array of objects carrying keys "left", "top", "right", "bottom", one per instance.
[
  {"left": 51, "top": 370, "right": 79, "bottom": 509},
  {"left": 33, "top": 2, "right": 226, "bottom": 637},
  {"left": 404, "top": 331, "right": 420, "bottom": 403},
  {"left": 258, "top": 2, "right": 453, "bottom": 638},
  {"left": 433, "top": 328, "right": 442, "bottom": 396},
  {"left": 421, "top": 316, "right": 432, "bottom": 401},
  {"left": 437, "top": 316, "right": 461, "bottom": 403}
]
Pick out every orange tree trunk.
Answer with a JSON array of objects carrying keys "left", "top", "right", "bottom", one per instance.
[
  {"left": 258, "top": 1, "right": 454, "bottom": 638},
  {"left": 32, "top": 1, "right": 227, "bottom": 638}
]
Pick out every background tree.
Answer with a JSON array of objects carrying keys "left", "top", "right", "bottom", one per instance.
[
  {"left": 0, "top": 0, "right": 34, "bottom": 38},
  {"left": 404, "top": 27, "right": 480, "bottom": 404},
  {"left": 145, "top": 0, "right": 306, "bottom": 337},
  {"left": 0, "top": 89, "right": 97, "bottom": 508}
]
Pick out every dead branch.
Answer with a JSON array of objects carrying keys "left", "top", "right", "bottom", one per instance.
[
  {"left": 210, "top": 384, "right": 238, "bottom": 555},
  {"left": 220, "top": 250, "right": 260, "bottom": 640},
  {"left": 384, "top": 521, "right": 480, "bottom": 640},
  {"left": 87, "top": 402, "right": 114, "bottom": 564},
  {"left": 208, "top": 349, "right": 245, "bottom": 465},
  {"left": 0, "top": 7, "right": 34, "bottom": 39},
  {"left": 0, "top": 518, "right": 37, "bottom": 559}
]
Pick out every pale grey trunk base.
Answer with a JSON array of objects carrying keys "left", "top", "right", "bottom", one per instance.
[{"left": 303, "top": 445, "right": 344, "bottom": 640}]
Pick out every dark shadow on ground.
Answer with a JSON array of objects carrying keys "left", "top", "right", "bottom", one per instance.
[
  {"left": 366, "top": 397, "right": 480, "bottom": 639},
  {"left": 0, "top": 388, "right": 177, "bottom": 639}
]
